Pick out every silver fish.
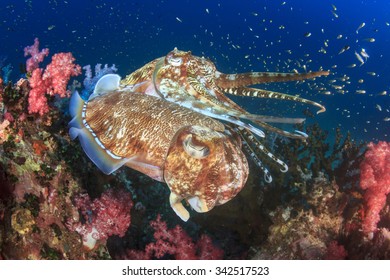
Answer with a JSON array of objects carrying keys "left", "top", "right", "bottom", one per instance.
[
  {"left": 360, "top": 48, "right": 369, "bottom": 60},
  {"left": 355, "top": 51, "right": 365, "bottom": 66},
  {"left": 356, "top": 22, "right": 365, "bottom": 34}
]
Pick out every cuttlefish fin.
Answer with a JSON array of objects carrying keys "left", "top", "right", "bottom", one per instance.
[
  {"left": 169, "top": 192, "right": 190, "bottom": 222},
  {"left": 88, "top": 74, "right": 121, "bottom": 100},
  {"left": 68, "top": 91, "right": 129, "bottom": 175}
]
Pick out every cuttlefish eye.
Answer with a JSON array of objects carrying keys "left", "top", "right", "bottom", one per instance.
[
  {"left": 167, "top": 56, "right": 183, "bottom": 66},
  {"left": 183, "top": 134, "right": 210, "bottom": 159}
]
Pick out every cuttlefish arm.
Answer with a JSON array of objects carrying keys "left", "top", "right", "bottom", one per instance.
[
  {"left": 224, "top": 87, "right": 326, "bottom": 114},
  {"left": 215, "top": 70, "right": 330, "bottom": 88}
]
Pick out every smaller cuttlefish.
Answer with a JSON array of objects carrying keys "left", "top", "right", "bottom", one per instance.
[{"left": 68, "top": 74, "right": 249, "bottom": 221}]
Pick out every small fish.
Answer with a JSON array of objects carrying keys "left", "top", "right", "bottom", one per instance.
[
  {"left": 378, "top": 90, "right": 387, "bottom": 95},
  {"left": 365, "top": 38, "right": 375, "bottom": 42},
  {"left": 355, "top": 89, "right": 366, "bottom": 94},
  {"left": 332, "top": 4, "right": 337, "bottom": 11},
  {"left": 355, "top": 51, "right": 365, "bottom": 66},
  {"left": 376, "top": 104, "right": 382, "bottom": 111},
  {"left": 205, "top": 8, "right": 209, "bottom": 14},
  {"left": 347, "top": 64, "right": 356, "bottom": 68},
  {"left": 336, "top": 34, "right": 343, "bottom": 39},
  {"left": 384, "top": 117, "right": 390, "bottom": 121},
  {"left": 338, "top": 45, "right": 350, "bottom": 54},
  {"left": 176, "top": 17, "right": 182, "bottom": 22},
  {"left": 304, "top": 32, "right": 311, "bottom": 37},
  {"left": 367, "top": 72, "right": 376, "bottom": 76},
  {"left": 331, "top": 10, "right": 339, "bottom": 18},
  {"left": 319, "top": 47, "right": 327, "bottom": 54},
  {"left": 386, "top": 22, "right": 390, "bottom": 26},
  {"left": 356, "top": 22, "right": 365, "bottom": 34},
  {"left": 358, "top": 79, "right": 364, "bottom": 83},
  {"left": 360, "top": 48, "right": 369, "bottom": 60},
  {"left": 48, "top": 25, "right": 55, "bottom": 30}
]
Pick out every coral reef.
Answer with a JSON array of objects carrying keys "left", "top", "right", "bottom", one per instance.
[{"left": 0, "top": 41, "right": 390, "bottom": 259}]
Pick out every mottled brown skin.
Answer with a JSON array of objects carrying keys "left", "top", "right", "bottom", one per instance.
[
  {"left": 85, "top": 90, "right": 224, "bottom": 180},
  {"left": 164, "top": 126, "right": 248, "bottom": 212},
  {"left": 84, "top": 90, "right": 248, "bottom": 220}
]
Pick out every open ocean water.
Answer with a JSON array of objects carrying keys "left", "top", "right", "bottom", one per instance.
[{"left": 0, "top": 0, "right": 389, "bottom": 143}]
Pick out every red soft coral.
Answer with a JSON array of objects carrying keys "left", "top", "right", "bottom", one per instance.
[
  {"left": 360, "top": 141, "right": 390, "bottom": 236},
  {"left": 67, "top": 189, "right": 133, "bottom": 250},
  {"left": 124, "top": 215, "right": 224, "bottom": 260},
  {"left": 24, "top": 38, "right": 81, "bottom": 115},
  {"left": 324, "top": 241, "right": 348, "bottom": 260}
]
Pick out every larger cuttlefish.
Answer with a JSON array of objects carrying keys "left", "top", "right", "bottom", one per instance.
[{"left": 68, "top": 74, "right": 249, "bottom": 221}]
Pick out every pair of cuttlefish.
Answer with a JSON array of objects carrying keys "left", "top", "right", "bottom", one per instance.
[{"left": 69, "top": 54, "right": 327, "bottom": 221}]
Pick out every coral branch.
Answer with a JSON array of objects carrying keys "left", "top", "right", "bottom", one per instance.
[{"left": 24, "top": 38, "right": 49, "bottom": 72}]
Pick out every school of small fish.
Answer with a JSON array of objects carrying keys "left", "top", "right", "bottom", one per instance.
[
  {"left": 28, "top": 0, "right": 388, "bottom": 140},
  {"left": 183, "top": 2, "right": 389, "bottom": 140}
]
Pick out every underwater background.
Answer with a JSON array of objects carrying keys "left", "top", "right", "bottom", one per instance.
[
  {"left": 0, "top": 0, "right": 389, "bottom": 260},
  {"left": 1, "top": 0, "right": 389, "bottom": 142}
]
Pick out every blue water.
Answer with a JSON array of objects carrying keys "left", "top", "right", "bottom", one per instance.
[{"left": 0, "top": 0, "right": 389, "bottom": 142}]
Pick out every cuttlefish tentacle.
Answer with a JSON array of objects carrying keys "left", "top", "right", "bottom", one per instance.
[
  {"left": 195, "top": 84, "right": 307, "bottom": 140},
  {"left": 235, "top": 127, "right": 288, "bottom": 173},
  {"left": 248, "top": 118, "right": 308, "bottom": 140},
  {"left": 237, "top": 131, "right": 273, "bottom": 183},
  {"left": 214, "top": 70, "right": 330, "bottom": 88},
  {"left": 224, "top": 87, "right": 326, "bottom": 114},
  {"left": 187, "top": 77, "right": 305, "bottom": 125}
]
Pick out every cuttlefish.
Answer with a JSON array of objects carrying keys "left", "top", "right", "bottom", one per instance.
[
  {"left": 69, "top": 74, "right": 249, "bottom": 221},
  {"left": 121, "top": 47, "right": 329, "bottom": 140}
]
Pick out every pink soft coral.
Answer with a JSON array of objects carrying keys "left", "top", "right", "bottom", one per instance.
[
  {"left": 124, "top": 215, "right": 224, "bottom": 260},
  {"left": 360, "top": 141, "right": 390, "bottom": 236},
  {"left": 24, "top": 38, "right": 49, "bottom": 72},
  {"left": 67, "top": 189, "right": 133, "bottom": 250},
  {"left": 24, "top": 39, "right": 81, "bottom": 115}
]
